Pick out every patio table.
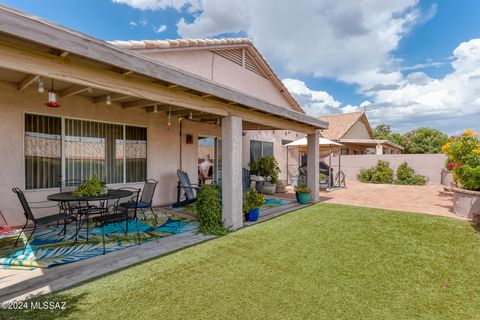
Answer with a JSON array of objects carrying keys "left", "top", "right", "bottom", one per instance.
[
  {"left": 47, "top": 189, "right": 133, "bottom": 203},
  {"left": 48, "top": 189, "right": 134, "bottom": 217}
]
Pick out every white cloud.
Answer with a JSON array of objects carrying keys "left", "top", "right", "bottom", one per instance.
[
  {"left": 282, "top": 78, "right": 341, "bottom": 116},
  {"left": 154, "top": 24, "right": 167, "bottom": 33},
  {"left": 364, "top": 38, "right": 480, "bottom": 133},
  {"left": 172, "top": 0, "right": 430, "bottom": 91},
  {"left": 129, "top": 21, "right": 137, "bottom": 27},
  {"left": 139, "top": 18, "right": 148, "bottom": 26},
  {"left": 112, "top": 0, "right": 200, "bottom": 11}
]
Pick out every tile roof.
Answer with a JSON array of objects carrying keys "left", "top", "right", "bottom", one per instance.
[
  {"left": 109, "top": 38, "right": 253, "bottom": 50},
  {"left": 109, "top": 38, "right": 303, "bottom": 113},
  {"left": 318, "top": 112, "right": 372, "bottom": 140}
]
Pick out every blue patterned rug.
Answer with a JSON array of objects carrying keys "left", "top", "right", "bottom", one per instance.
[{"left": 0, "top": 215, "right": 197, "bottom": 270}]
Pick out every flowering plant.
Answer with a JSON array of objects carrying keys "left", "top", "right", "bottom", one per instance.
[{"left": 441, "top": 129, "right": 480, "bottom": 191}]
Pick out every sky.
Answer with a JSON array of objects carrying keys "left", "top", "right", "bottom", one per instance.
[{"left": 3, "top": 0, "right": 480, "bottom": 134}]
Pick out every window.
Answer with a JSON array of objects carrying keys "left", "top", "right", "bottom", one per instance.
[
  {"left": 25, "top": 114, "right": 147, "bottom": 189},
  {"left": 250, "top": 140, "right": 273, "bottom": 162},
  {"left": 25, "top": 114, "right": 62, "bottom": 189},
  {"left": 341, "top": 148, "right": 349, "bottom": 155},
  {"left": 281, "top": 139, "right": 293, "bottom": 146}
]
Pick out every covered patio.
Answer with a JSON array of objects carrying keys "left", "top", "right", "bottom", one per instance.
[{"left": 0, "top": 6, "right": 327, "bottom": 299}]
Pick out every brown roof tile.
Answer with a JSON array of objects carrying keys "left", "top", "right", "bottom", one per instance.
[{"left": 318, "top": 112, "right": 372, "bottom": 140}]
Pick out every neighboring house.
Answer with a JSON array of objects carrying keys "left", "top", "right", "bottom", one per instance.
[
  {"left": 318, "top": 112, "right": 403, "bottom": 155},
  {"left": 0, "top": 6, "right": 327, "bottom": 228}
]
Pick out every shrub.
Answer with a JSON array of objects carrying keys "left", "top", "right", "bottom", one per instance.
[
  {"left": 249, "top": 156, "right": 280, "bottom": 183},
  {"left": 358, "top": 160, "right": 394, "bottom": 184},
  {"left": 319, "top": 173, "right": 328, "bottom": 182},
  {"left": 195, "top": 185, "right": 227, "bottom": 235},
  {"left": 395, "top": 162, "right": 427, "bottom": 185},
  {"left": 442, "top": 129, "right": 480, "bottom": 191},
  {"left": 295, "top": 184, "right": 311, "bottom": 193},
  {"left": 243, "top": 188, "right": 265, "bottom": 214}
]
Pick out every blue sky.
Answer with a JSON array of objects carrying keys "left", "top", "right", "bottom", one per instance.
[{"left": 3, "top": 0, "right": 480, "bottom": 134}]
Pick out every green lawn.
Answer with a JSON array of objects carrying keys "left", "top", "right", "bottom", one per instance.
[{"left": 4, "top": 203, "right": 480, "bottom": 320}]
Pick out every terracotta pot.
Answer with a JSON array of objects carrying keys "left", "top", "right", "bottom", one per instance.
[{"left": 452, "top": 187, "right": 480, "bottom": 219}]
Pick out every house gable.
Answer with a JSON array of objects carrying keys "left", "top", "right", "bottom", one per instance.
[
  {"left": 342, "top": 119, "right": 373, "bottom": 139},
  {"left": 110, "top": 39, "right": 303, "bottom": 113}
]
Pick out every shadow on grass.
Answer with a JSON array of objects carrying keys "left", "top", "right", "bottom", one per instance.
[{"left": 0, "top": 292, "right": 88, "bottom": 320}]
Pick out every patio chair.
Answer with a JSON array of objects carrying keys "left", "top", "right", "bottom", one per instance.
[
  {"left": 58, "top": 179, "right": 96, "bottom": 216},
  {"left": 173, "top": 169, "right": 200, "bottom": 208},
  {"left": 12, "top": 188, "right": 74, "bottom": 253},
  {"left": 133, "top": 179, "right": 158, "bottom": 224},
  {"left": 90, "top": 187, "right": 141, "bottom": 254},
  {"left": 243, "top": 168, "right": 251, "bottom": 192}
]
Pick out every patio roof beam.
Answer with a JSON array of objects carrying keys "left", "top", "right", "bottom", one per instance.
[
  {"left": 122, "top": 99, "right": 157, "bottom": 109},
  {"left": 17, "top": 74, "right": 36, "bottom": 91},
  {"left": 0, "top": 40, "right": 317, "bottom": 133},
  {"left": 59, "top": 84, "right": 89, "bottom": 98}
]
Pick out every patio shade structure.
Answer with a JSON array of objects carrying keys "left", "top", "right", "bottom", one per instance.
[
  {"left": 286, "top": 137, "right": 343, "bottom": 190},
  {"left": 0, "top": 5, "right": 328, "bottom": 230}
]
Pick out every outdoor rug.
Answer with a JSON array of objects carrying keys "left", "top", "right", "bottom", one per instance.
[{"left": 0, "top": 214, "right": 197, "bottom": 270}]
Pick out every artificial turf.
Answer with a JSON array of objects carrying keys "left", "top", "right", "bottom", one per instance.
[{"left": 3, "top": 203, "right": 480, "bottom": 319}]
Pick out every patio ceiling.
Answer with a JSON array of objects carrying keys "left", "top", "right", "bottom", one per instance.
[{"left": 0, "top": 5, "right": 328, "bottom": 133}]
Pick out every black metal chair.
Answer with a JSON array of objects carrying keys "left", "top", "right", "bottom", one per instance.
[
  {"left": 173, "top": 170, "right": 200, "bottom": 208},
  {"left": 242, "top": 168, "right": 251, "bottom": 192},
  {"left": 90, "top": 187, "right": 141, "bottom": 254},
  {"left": 12, "top": 188, "right": 74, "bottom": 253},
  {"left": 58, "top": 179, "right": 95, "bottom": 216},
  {"left": 136, "top": 179, "right": 158, "bottom": 223}
]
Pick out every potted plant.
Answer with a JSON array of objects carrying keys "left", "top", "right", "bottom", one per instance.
[
  {"left": 275, "top": 180, "right": 286, "bottom": 193},
  {"left": 243, "top": 188, "right": 265, "bottom": 221},
  {"left": 442, "top": 129, "right": 480, "bottom": 219},
  {"left": 249, "top": 156, "right": 280, "bottom": 195},
  {"left": 72, "top": 175, "right": 107, "bottom": 197},
  {"left": 319, "top": 173, "right": 328, "bottom": 190},
  {"left": 294, "top": 184, "right": 311, "bottom": 204}
]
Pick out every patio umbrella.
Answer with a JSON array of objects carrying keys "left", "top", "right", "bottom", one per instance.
[{"left": 285, "top": 137, "right": 343, "bottom": 190}]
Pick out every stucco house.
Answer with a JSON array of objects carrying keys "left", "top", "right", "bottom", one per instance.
[
  {"left": 0, "top": 5, "right": 328, "bottom": 229},
  {"left": 318, "top": 112, "right": 403, "bottom": 155}
]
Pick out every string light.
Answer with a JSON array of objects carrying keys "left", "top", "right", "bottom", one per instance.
[
  {"left": 167, "top": 106, "right": 172, "bottom": 129},
  {"left": 106, "top": 93, "right": 112, "bottom": 105},
  {"left": 35, "top": 76, "right": 45, "bottom": 93},
  {"left": 217, "top": 118, "right": 220, "bottom": 125},
  {"left": 153, "top": 104, "right": 158, "bottom": 113},
  {"left": 189, "top": 111, "right": 193, "bottom": 120},
  {"left": 87, "top": 87, "right": 93, "bottom": 94}
]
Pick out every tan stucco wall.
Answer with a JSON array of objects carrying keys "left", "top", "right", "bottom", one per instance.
[
  {"left": 342, "top": 120, "right": 372, "bottom": 139},
  {"left": 242, "top": 130, "right": 302, "bottom": 182},
  {"left": 0, "top": 82, "right": 218, "bottom": 226},
  {"left": 142, "top": 50, "right": 293, "bottom": 109}
]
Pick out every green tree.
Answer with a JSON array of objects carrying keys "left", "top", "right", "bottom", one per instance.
[
  {"left": 373, "top": 124, "right": 404, "bottom": 146},
  {"left": 403, "top": 127, "right": 448, "bottom": 154}
]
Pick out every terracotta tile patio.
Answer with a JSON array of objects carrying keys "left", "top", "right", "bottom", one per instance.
[{"left": 280, "top": 180, "right": 459, "bottom": 220}]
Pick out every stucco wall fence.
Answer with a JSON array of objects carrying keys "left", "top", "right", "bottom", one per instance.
[{"left": 323, "top": 154, "right": 447, "bottom": 185}]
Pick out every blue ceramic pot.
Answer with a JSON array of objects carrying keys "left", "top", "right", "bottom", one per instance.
[
  {"left": 297, "top": 192, "right": 311, "bottom": 204},
  {"left": 245, "top": 208, "right": 260, "bottom": 221}
]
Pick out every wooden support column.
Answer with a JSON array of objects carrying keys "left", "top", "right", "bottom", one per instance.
[
  {"left": 307, "top": 132, "right": 320, "bottom": 203},
  {"left": 221, "top": 115, "right": 243, "bottom": 230}
]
